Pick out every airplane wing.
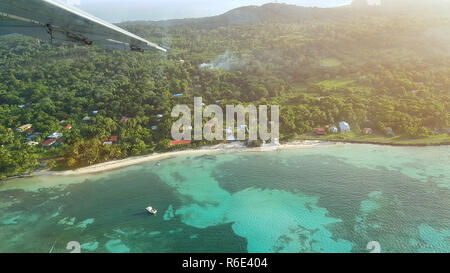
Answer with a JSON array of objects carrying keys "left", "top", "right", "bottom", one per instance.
[{"left": 0, "top": 0, "right": 166, "bottom": 52}]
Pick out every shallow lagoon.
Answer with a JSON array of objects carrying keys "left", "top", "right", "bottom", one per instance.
[{"left": 0, "top": 144, "right": 449, "bottom": 253}]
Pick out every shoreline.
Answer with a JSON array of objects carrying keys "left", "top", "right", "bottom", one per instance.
[
  {"left": 2, "top": 138, "right": 448, "bottom": 181},
  {"left": 29, "top": 141, "right": 327, "bottom": 178},
  {"left": 296, "top": 136, "right": 450, "bottom": 147}
]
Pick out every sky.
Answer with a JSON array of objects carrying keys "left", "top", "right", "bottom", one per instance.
[{"left": 63, "top": 0, "right": 360, "bottom": 22}]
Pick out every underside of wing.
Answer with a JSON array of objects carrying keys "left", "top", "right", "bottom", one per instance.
[
  {"left": 0, "top": 0, "right": 166, "bottom": 52},
  {"left": 0, "top": 16, "right": 49, "bottom": 39}
]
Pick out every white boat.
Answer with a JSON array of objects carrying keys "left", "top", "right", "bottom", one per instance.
[{"left": 146, "top": 206, "right": 158, "bottom": 215}]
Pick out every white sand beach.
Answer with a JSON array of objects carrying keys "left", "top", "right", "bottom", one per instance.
[{"left": 32, "top": 140, "right": 334, "bottom": 177}]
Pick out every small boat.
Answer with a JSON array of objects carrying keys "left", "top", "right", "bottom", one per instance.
[
  {"left": 146, "top": 206, "right": 158, "bottom": 215},
  {"left": 155, "top": 161, "right": 161, "bottom": 166}
]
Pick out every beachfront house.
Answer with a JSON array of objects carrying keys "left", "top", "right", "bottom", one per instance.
[
  {"left": 386, "top": 127, "right": 395, "bottom": 136},
  {"left": 225, "top": 128, "right": 235, "bottom": 141},
  {"left": 82, "top": 116, "right": 92, "bottom": 122},
  {"left": 103, "top": 135, "right": 118, "bottom": 146},
  {"left": 273, "top": 138, "right": 280, "bottom": 146},
  {"left": 314, "top": 128, "right": 327, "bottom": 135},
  {"left": 363, "top": 128, "right": 373, "bottom": 135},
  {"left": 237, "top": 124, "right": 247, "bottom": 132},
  {"left": 170, "top": 140, "right": 191, "bottom": 146},
  {"left": 330, "top": 126, "right": 338, "bottom": 134},
  {"left": 339, "top": 121, "right": 351, "bottom": 133},
  {"left": 64, "top": 125, "right": 72, "bottom": 130}
]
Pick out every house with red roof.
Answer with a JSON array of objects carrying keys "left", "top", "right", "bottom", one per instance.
[
  {"left": 170, "top": 140, "right": 191, "bottom": 146},
  {"left": 314, "top": 128, "right": 327, "bottom": 135},
  {"left": 120, "top": 116, "right": 130, "bottom": 124},
  {"left": 42, "top": 139, "right": 56, "bottom": 147}
]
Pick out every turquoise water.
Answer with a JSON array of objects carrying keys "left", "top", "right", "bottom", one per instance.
[{"left": 0, "top": 144, "right": 449, "bottom": 253}]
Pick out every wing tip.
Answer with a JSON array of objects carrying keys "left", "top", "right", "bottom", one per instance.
[{"left": 149, "top": 43, "right": 167, "bottom": 52}]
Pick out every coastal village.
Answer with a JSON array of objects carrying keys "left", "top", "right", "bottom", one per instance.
[
  {"left": 13, "top": 113, "right": 450, "bottom": 151},
  {"left": 313, "top": 121, "right": 396, "bottom": 137},
  {"left": 6, "top": 77, "right": 450, "bottom": 179},
  {"left": 13, "top": 118, "right": 395, "bottom": 151},
  {"left": 12, "top": 115, "right": 445, "bottom": 173},
  {"left": 12, "top": 73, "right": 449, "bottom": 155}
]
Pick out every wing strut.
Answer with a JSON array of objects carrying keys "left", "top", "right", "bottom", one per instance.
[{"left": 45, "top": 24, "right": 53, "bottom": 43}]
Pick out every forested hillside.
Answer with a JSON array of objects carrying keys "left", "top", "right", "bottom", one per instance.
[{"left": 1, "top": 3, "right": 450, "bottom": 178}]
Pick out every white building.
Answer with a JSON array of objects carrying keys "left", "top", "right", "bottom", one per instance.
[
  {"left": 26, "top": 141, "right": 39, "bottom": 146},
  {"left": 273, "top": 138, "right": 280, "bottom": 146},
  {"left": 339, "top": 122, "right": 351, "bottom": 133},
  {"left": 225, "top": 128, "right": 235, "bottom": 141},
  {"left": 48, "top": 132, "right": 63, "bottom": 139}
]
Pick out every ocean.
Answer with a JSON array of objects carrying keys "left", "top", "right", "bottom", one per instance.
[{"left": 0, "top": 143, "right": 449, "bottom": 253}]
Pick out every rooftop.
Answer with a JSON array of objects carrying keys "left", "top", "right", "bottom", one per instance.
[{"left": 170, "top": 140, "right": 191, "bottom": 146}]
